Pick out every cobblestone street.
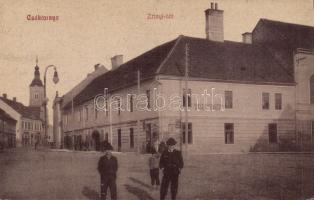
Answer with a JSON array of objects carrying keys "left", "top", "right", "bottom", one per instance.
[{"left": 1, "top": 148, "right": 314, "bottom": 200}]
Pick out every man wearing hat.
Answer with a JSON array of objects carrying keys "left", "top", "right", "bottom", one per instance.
[
  {"left": 97, "top": 143, "right": 118, "bottom": 200},
  {"left": 159, "top": 137, "right": 184, "bottom": 200}
]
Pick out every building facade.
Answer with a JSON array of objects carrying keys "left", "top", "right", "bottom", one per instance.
[
  {"left": 54, "top": 3, "right": 314, "bottom": 153},
  {"left": 53, "top": 64, "right": 108, "bottom": 149},
  {"left": 0, "top": 108, "right": 16, "bottom": 148}
]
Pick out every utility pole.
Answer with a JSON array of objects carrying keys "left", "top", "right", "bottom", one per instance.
[
  {"left": 71, "top": 90, "right": 74, "bottom": 150},
  {"left": 137, "top": 69, "right": 141, "bottom": 153}
]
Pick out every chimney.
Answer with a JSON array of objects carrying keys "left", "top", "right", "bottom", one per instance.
[
  {"left": 94, "top": 63, "right": 100, "bottom": 71},
  {"left": 205, "top": 2, "right": 224, "bottom": 42},
  {"left": 111, "top": 55, "right": 123, "bottom": 70},
  {"left": 242, "top": 32, "right": 252, "bottom": 44},
  {"left": 2, "top": 93, "right": 7, "bottom": 99},
  {"left": 13, "top": 97, "right": 16, "bottom": 102}
]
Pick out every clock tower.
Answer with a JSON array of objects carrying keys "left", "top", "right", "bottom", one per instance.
[{"left": 29, "top": 57, "right": 44, "bottom": 107}]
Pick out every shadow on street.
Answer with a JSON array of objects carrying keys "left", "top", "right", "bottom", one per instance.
[
  {"left": 82, "top": 186, "right": 100, "bottom": 200},
  {"left": 129, "top": 177, "right": 151, "bottom": 189},
  {"left": 124, "top": 184, "right": 155, "bottom": 200}
]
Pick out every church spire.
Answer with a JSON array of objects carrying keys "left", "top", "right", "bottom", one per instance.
[{"left": 30, "top": 56, "right": 43, "bottom": 87}]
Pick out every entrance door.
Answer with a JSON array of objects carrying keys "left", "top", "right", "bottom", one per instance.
[{"left": 92, "top": 131, "right": 100, "bottom": 151}]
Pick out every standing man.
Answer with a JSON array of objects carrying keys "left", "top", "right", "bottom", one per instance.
[
  {"left": 159, "top": 137, "right": 184, "bottom": 200},
  {"left": 97, "top": 143, "right": 118, "bottom": 200}
]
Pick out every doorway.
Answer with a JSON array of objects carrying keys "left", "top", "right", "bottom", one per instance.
[{"left": 92, "top": 131, "right": 101, "bottom": 151}]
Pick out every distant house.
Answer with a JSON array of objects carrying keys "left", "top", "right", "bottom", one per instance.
[
  {"left": 0, "top": 94, "right": 43, "bottom": 147},
  {"left": 54, "top": 3, "right": 314, "bottom": 153},
  {"left": 0, "top": 107, "right": 16, "bottom": 148}
]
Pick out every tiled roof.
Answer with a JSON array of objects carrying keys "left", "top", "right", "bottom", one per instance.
[
  {"left": 69, "top": 38, "right": 177, "bottom": 108},
  {"left": 159, "top": 36, "right": 293, "bottom": 83},
  {"left": 252, "top": 19, "right": 314, "bottom": 75},
  {"left": 0, "top": 108, "right": 16, "bottom": 122},
  {"left": 253, "top": 19, "right": 314, "bottom": 50},
  {"left": 64, "top": 34, "right": 295, "bottom": 109},
  {"left": 0, "top": 97, "right": 41, "bottom": 120},
  {"left": 61, "top": 66, "right": 108, "bottom": 109}
]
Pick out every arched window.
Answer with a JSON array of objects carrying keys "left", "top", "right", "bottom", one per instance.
[{"left": 310, "top": 75, "right": 314, "bottom": 104}]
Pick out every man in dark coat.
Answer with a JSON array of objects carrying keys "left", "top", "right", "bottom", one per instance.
[
  {"left": 159, "top": 138, "right": 184, "bottom": 200},
  {"left": 97, "top": 143, "right": 118, "bottom": 200}
]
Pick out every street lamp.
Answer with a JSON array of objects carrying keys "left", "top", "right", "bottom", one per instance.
[{"left": 43, "top": 65, "right": 59, "bottom": 147}]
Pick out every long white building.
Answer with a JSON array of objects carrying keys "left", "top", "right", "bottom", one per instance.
[{"left": 53, "top": 3, "right": 314, "bottom": 153}]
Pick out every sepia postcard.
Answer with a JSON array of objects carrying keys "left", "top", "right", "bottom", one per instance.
[{"left": 1, "top": 0, "right": 314, "bottom": 199}]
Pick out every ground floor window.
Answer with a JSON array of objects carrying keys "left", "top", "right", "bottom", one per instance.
[
  {"left": 224, "top": 123, "right": 234, "bottom": 144},
  {"left": 268, "top": 123, "right": 277, "bottom": 143},
  {"left": 182, "top": 122, "right": 193, "bottom": 144},
  {"left": 105, "top": 133, "right": 109, "bottom": 142},
  {"left": 130, "top": 128, "right": 134, "bottom": 148}
]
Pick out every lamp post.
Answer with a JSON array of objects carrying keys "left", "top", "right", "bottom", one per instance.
[{"left": 43, "top": 65, "right": 59, "bottom": 147}]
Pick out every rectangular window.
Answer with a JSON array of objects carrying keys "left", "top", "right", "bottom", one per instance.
[
  {"left": 182, "top": 122, "right": 193, "bottom": 144},
  {"left": 79, "top": 108, "right": 82, "bottom": 122},
  {"left": 130, "top": 128, "right": 134, "bottom": 148},
  {"left": 224, "top": 123, "right": 234, "bottom": 144},
  {"left": 268, "top": 123, "right": 277, "bottom": 143},
  {"left": 95, "top": 107, "right": 98, "bottom": 119},
  {"left": 85, "top": 106, "right": 89, "bottom": 121},
  {"left": 118, "top": 129, "right": 122, "bottom": 149},
  {"left": 118, "top": 98, "right": 121, "bottom": 115},
  {"left": 225, "top": 91, "right": 233, "bottom": 109},
  {"left": 105, "top": 133, "right": 109, "bottom": 141},
  {"left": 146, "top": 90, "right": 151, "bottom": 109},
  {"left": 130, "top": 95, "right": 133, "bottom": 112},
  {"left": 275, "top": 93, "right": 282, "bottom": 110},
  {"left": 105, "top": 98, "right": 109, "bottom": 117},
  {"left": 183, "top": 89, "right": 192, "bottom": 107},
  {"left": 64, "top": 115, "right": 68, "bottom": 125},
  {"left": 262, "top": 92, "right": 270, "bottom": 110}
]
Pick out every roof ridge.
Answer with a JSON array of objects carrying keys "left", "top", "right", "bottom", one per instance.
[{"left": 156, "top": 35, "right": 183, "bottom": 74}]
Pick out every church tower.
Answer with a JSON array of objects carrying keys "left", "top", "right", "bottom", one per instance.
[{"left": 29, "top": 57, "right": 44, "bottom": 107}]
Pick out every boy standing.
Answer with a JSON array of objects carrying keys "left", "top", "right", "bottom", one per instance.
[{"left": 149, "top": 149, "right": 160, "bottom": 188}]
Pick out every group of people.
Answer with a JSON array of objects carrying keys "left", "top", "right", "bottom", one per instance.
[{"left": 97, "top": 137, "right": 184, "bottom": 200}]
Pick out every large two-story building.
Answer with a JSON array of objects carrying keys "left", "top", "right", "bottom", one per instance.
[{"left": 53, "top": 3, "right": 314, "bottom": 153}]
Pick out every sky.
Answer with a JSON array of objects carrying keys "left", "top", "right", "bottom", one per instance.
[{"left": 0, "top": 0, "right": 314, "bottom": 123}]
